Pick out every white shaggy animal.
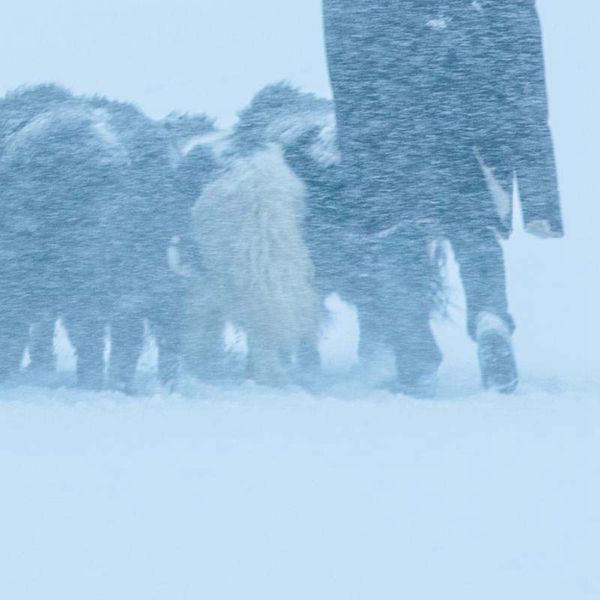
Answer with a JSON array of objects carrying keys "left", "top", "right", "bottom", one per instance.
[{"left": 184, "top": 143, "right": 320, "bottom": 385}]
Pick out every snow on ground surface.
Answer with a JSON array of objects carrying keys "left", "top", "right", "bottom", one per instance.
[{"left": 0, "top": 381, "right": 599, "bottom": 600}]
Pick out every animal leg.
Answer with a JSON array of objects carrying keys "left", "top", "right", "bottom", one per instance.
[
  {"left": 28, "top": 318, "right": 57, "bottom": 374},
  {"left": 65, "top": 314, "right": 106, "bottom": 390},
  {"left": 0, "top": 317, "right": 29, "bottom": 381},
  {"left": 108, "top": 315, "right": 145, "bottom": 394},
  {"left": 181, "top": 279, "right": 228, "bottom": 381}
]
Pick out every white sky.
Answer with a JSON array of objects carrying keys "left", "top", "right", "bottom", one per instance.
[{"left": 0, "top": 0, "right": 329, "bottom": 125}]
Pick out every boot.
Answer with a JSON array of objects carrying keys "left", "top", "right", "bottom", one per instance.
[{"left": 476, "top": 312, "right": 518, "bottom": 394}]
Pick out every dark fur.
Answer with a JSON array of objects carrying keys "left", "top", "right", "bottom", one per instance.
[
  {"left": 235, "top": 84, "right": 449, "bottom": 372},
  {"left": 0, "top": 85, "right": 188, "bottom": 391}
]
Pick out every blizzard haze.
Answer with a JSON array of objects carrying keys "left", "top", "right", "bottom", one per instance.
[{"left": 1, "top": 2, "right": 599, "bottom": 599}]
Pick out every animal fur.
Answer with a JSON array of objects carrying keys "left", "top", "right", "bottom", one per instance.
[
  {"left": 0, "top": 84, "right": 185, "bottom": 390},
  {"left": 178, "top": 83, "right": 448, "bottom": 385},
  {"left": 186, "top": 143, "right": 319, "bottom": 385}
]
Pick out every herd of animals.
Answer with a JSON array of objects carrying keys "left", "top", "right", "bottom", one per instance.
[{"left": 0, "top": 82, "right": 373, "bottom": 392}]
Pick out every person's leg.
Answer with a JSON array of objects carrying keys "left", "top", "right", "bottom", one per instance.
[
  {"left": 449, "top": 226, "right": 514, "bottom": 339},
  {"left": 449, "top": 225, "right": 518, "bottom": 392},
  {"left": 349, "top": 239, "right": 392, "bottom": 362}
]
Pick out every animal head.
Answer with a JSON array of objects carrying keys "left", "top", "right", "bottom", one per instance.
[{"left": 233, "top": 82, "right": 335, "bottom": 155}]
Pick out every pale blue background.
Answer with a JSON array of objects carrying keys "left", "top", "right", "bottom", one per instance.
[
  {"left": 0, "top": 0, "right": 329, "bottom": 124},
  {"left": 0, "top": 5, "right": 599, "bottom": 599}
]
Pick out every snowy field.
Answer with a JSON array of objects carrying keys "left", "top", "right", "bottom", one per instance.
[
  {"left": 1, "top": 1, "right": 599, "bottom": 598},
  {"left": 0, "top": 378, "right": 598, "bottom": 600}
]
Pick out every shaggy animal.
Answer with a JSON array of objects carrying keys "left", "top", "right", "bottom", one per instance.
[
  {"left": 185, "top": 143, "right": 320, "bottom": 385},
  {"left": 176, "top": 83, "right": 448, "bottom": 386},
  {"left": 0, "top": 85, "right": 189, "bottom": 391},
  {"left": 171, "top": 84, "right": 352, "bottom": 385}
]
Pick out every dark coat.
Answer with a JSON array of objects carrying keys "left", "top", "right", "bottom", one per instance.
[{"left": 322, "top": 0, "right": 562, "bottom": 236}]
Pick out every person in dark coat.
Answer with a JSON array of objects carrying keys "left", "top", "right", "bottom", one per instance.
[{"left": 322, "top": 0, "right": 563, "bottom": 395}]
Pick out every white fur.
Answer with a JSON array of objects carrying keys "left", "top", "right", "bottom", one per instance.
[{"left": 187, "top": 143, "right": 319, "bottom": 384}]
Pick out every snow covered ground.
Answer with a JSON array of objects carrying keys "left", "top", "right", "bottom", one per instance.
[
  {"left": 1, "top": 370, "right": 599, "bottom": 599},
  {"left": 1, "top": 1, "right": 599, "bottom": 598}
]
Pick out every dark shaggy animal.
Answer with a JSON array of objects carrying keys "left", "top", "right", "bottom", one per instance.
[
  {"left": 236, "top": 84, "right": 447, "bottom": 367},
  {"left": 0, "top": 84, "right": 195, "bottom": 391},
  {"left": 165, "top": 84, "right": 337, "bottom": 384}
]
